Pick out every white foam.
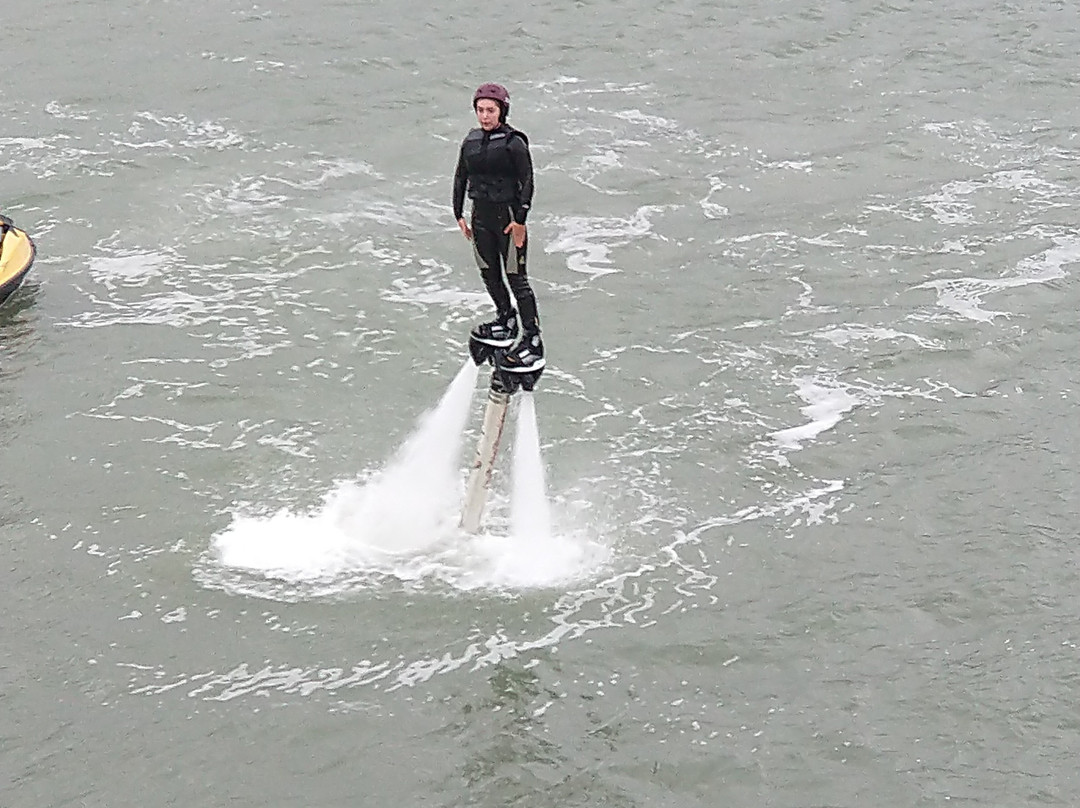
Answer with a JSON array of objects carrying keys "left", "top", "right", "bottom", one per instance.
[
  {"left": 770, "top": 377, "right": 862, "bottom": 450},
  {"left": 44, "top": 101, "right": 93, "bottom": 120},
  {"left": 443, "top": 525, "right": 611, "bottom": 592},
  {"left": 700, "top": 174, "right": 729, "bottom": 219},
  {"left": 383, "top": 257, "right": 490, "bottom": 310},
  {"left": 916, "top": 235, "right": 1080, "bottom": 322},
  {"left": 917, "top": 179, "right": 979, "bottom": 225},
  {"left": 88, "top": 251, "right": 173, "bottom": 289},
  {"left": 760, "top": 159, "right": 814, "bottom": 172},
  {"left": 135, "top": 111, "right": 245, "bottom": 150},
  {"left": 817, "top": 324, "right": 942, "bottom": 350},
  {"left": 610, "top": 108, "right": 682, "bottom": 133},
  {"left": 291, "top": 159, "right": 380, "bottom": 189},
  {"left": 545, "top": 205, "right": 664, "bottom": 277},
  {"left": 915, "top": 277, "right": 1009, "bottom": 323},
  {"left": 0, "top": 136, "right": 54, "bottom": 149}
]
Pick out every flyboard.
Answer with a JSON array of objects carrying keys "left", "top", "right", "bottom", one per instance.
[
  {"left": 459, "top": 328, "right": 545, "bottom": 532},
  {"left": 0, "top": 215, "right": 36, "bottom": 307}
]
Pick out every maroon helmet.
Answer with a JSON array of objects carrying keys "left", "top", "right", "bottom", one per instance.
[{"left": 473, "top": 82, "right": 510, "bottom": 121}]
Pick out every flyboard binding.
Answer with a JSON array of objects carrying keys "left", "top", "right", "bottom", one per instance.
[
  {"left": 459, "top": 321, "right": 545, "bottom": 533},
  {"left": 0, "top": 215, "right": 36, "bottom": 307}
]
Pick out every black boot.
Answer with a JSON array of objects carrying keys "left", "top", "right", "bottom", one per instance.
[
  {"left": 498, "top": 331, "right": 545, "bottom": 373},
  {"left": 470, "top": 310, "right": 518, "bottom": 348}
]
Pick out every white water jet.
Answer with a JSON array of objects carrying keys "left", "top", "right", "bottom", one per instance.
[
  {"left": 332, "top": 357, "right": 480, "bottom": 553},
  {"left": 214, "top": 359, "right": 480, "bottom": 578},
  {"left": 510, "top": 392, "right": 553, "bottom": 542}
]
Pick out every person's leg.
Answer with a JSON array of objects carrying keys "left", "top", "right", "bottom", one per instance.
[
  {"left": 470, "top": 209, "right": 518, "bottom": 347},
  {"left": 504, "top": 233, "right": 540, "bottom": 336},
  {"left": 498, "top": 209, "right": 545, "bottom": 373},
  {"left": 472, "top": 212, "right": 514, "bottom": 317}
]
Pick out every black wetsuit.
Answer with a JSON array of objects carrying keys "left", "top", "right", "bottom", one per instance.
[{"left": 452, "top": 124, "right": 540, "bottom": 334}]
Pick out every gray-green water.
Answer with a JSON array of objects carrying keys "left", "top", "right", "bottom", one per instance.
[{"left": 3, "top": 1, "right": 1080, "bottom": 805}]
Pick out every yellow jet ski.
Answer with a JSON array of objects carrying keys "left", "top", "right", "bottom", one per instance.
[{"left": 0, "top": 215, "right": 36, "bottom": 306}]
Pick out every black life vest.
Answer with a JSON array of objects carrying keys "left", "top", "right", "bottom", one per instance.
[{"left": 461, "top": 125, "right": 529, "bottom": 205}]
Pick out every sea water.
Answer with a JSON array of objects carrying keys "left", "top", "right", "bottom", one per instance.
[{"left": 7, "top": 2, "right": 1080, "bottom": 803}]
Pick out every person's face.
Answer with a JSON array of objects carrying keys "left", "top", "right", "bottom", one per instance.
[{"left": 475, "top": 99, "right": 501, "bottom": 131}]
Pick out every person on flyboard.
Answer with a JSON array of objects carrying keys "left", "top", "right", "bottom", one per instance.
[{"left": 452, "top": 82, "right": 545, "bottom": 375}]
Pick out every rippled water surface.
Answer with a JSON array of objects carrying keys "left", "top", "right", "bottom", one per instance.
[{"left": 3, "top": 1, "right": 1080, "bottom": 806}]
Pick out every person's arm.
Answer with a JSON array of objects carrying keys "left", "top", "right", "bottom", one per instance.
[
  {"left": 509, "top": 136, "right": 534, "bottom": 225},
  {"left": 452, "top": 143, "right": 468, "bottom": 221},
  {"left": 453, "top": 142, "right": 473, "bottom": 238}
]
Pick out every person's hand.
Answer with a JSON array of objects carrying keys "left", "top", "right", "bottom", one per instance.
[
  {"left": 504, "top": 221, "right": 527, "bottom": 249},
  {"left": 458, "top": 218, "right": 472, "bottom": 240}
]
